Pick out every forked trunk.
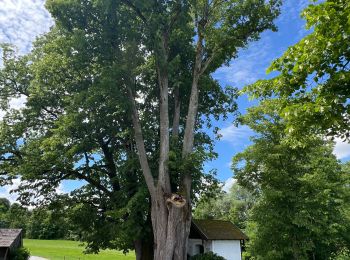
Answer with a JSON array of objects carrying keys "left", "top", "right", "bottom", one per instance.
[
  {"left": 151, "top": 187, "right": 192, "bottom": 260},
  {"left": 128, "top": 28, "right": 205, "bottom": 260}
]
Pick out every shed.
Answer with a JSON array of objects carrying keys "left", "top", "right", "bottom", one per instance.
[
  {"left": 0, "top": 229, "right": 23, "bottom": 260},
  {"left": 188, "top": 220, "right": 248, "bottom": 260}
]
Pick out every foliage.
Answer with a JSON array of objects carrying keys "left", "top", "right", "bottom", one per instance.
[
  {"left": 0, "top": 0, "right": 282, "bottom": 256},
  {"left": 0, "top": 201, "right": 31, "bottom": 235},
  {"left": 237, "top": 2, "right": 350, "bottom": 257},
  {"left": 330, "top": 248, "right": 350, "bottom": 260},
  {"left": 0, "top": 199, "right": 73, "bottom": 240},
  {"left": 9, "top": 247, "right": 30, "bottom": 260},
  {"left": 194, "top": 183, "right": 255, "bottom": 229},
  {"left": 243, "top": 0, "right": 350, "bottom": 143},
  {"left": 0, "top": 197, "right": 10, "bottom": 213},
  {"left": 191, "top": 251, "right": 225, "bottom": 260},
  {"left": 232, "top": 103, "right": 350, "bottom": 259},
  {"left": 26, "top": 205, "right": 71, "bottom": 240},
  {"left": 0, "top": 197, "right": 10, "bottom": 227}
]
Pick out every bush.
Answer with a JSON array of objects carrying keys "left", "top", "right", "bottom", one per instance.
[
  {"left": 330, "top": 248, "right": 350, "bottom": 260},
  {"left": 191, "top": 251, "right": 226, "bottom": 260},
  {"left": 9, "top": 247, "right": 30, "bottom": 260}
]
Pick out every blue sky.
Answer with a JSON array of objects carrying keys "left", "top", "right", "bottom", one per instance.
[
  {"left": 0, "top": 0, "right": 349, "bottom": 200},
  {"left": 210, "top": 0, "right": 313, "bottom": 187}
]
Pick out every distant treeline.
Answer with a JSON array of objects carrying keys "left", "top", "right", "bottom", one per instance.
[{"left": 0, "top": 198, "right": 72, "bottom": 240}]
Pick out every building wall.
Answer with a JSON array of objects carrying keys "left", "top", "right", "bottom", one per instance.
[
  {"left": 212, "top": 240, "right": 242, "bottom": 260},
  {"left": 188, "top": 239, "right": 202, "bottom": 256},
  {"left": 0, "top": 247, "right": 9, "bottom": 260},
  {"left": 188, "top": 239, "right": 212, "bottom": 256}
]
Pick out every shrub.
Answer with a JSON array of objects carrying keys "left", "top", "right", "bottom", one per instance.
[
  {"left": 9, "top": 247, "right": 30, "bottom": 260},
  {"left": 191, "top": 251, "right": 226, "bottom": 260},
  {"left": 330, "top": 248, "right": 350, "bottom": 260}
]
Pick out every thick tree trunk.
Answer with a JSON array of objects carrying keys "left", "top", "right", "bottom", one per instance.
[
  {"left": 129, "top": 30, "right": 209, "bottom": 260},
  {"left": 151, "top": 186, "right": 191, "bottom": 260}
]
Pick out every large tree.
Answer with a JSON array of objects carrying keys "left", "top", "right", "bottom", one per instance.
[
  {"left": 0, "top": 0, "right": 282, "bottom": 258},
  {"left": 0, "top": 14, "right": 225, "bottom": 259},
  {"left": 232, "top": 102, "right": 350, "bottom": 259}
]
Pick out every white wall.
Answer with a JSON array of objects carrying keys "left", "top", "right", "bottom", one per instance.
[{"left": 212, "top": 240, "right": 242, "bottom": 260}]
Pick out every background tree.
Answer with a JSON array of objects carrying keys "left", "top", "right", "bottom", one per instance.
[
  {"left": 194, "top": 182, "right": 255, "bottom": 229},
  {"left": 232, "top": 103, "right": 350, "bottom": 260},
  {"left": 0, "top": 197, "right": 11, "bottom": 228},
  {"left": 5, "top": 203, "right": 31, "bottom": 235},
  {"left": 0, "top": 200, "right": 31, "bottom": 234},
  {"left": 244, "top": 0, "right": 350, "bottom": 143},
  {"left": 26, "top": 203, "right": 71, "bottom": 240}
]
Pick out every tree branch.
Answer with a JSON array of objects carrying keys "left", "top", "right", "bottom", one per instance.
[
  {"left": 98, "top": 139, "right": 121, "bottom": 192},
  {"left": 66, "top": 169, "right": 112, "bottom": 196},
  {"left": 168, "top": 0, "right": 183, "bottom": 32},
  {"left": 126, "top": 84, "right": 156, "bottom": 197},
  {"left": 172, "top": 85, "right": 181, "bottom": 138},
  {"left": 120, "top": 0, "right": 148, "bottom": 24},
  {"left": 156, "top": 56, "right": 171, "bottom": 193},
  {"left": 199, "top": 52, "right": 215, "bottom": 75}
]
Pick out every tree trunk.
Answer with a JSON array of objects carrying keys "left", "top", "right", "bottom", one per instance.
[
  {"left": 150, "top": 32, "right": 206, "bottom": 260},
  {"left": 128, "top": 28, "right": 208, "bottom": 260},
  {"left": 134, "top": 239, "right": 154, "bottom": 260},
  {"left": 151, "top": 186, "right": 191, "bottom": 260}
]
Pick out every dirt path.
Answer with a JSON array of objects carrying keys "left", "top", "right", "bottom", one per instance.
[{"left": 29, "top": 256, "right": 48, "bottom": 260}]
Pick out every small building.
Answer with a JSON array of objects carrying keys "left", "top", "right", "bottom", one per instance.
[
  {"left": 188, "top": 220, "right": 248, "bottom": 260},
  {"left": 0, "top": 229, "right": 23, "bottom": 260}
]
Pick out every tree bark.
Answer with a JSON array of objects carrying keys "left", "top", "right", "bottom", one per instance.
[
  {"left": 127, "top": 85, "right": 156, "bottom": 198},
  {"left": 157, "top": 65, "right": 171, "bottom": 193},
  {"left": 172, "top": 85, "right": 181, "bottom": 138},
  {"left": 151, "top": 187, "right": 191, "bottom": 260}
]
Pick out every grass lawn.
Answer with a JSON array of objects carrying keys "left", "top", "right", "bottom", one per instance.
[{"left": 24, "top": 239, "right": 135, "bottom": 260}]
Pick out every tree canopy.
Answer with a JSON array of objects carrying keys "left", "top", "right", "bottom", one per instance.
[
  {"left": 244, "top": 0, "right": 350, "bottom": 144},
  {"left": 232, "top": 103, "right": 350, "bottom": 259},
  {"left": 0, "top": 0, "right": 282, "bottom": 258}
]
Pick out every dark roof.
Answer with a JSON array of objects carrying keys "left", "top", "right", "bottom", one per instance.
[
  {"left": 0, "top": 229, "right": 22, "bottom": 247},
  {"left": 191, "top": 219, "right": 248, "bottom": 240}
]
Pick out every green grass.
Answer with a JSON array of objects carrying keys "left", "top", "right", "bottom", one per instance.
[{"left": 24, "top": 239, "right": 135, "bottom": 260}]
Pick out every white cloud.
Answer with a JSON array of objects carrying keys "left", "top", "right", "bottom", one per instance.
[
  {"left": 278, "top": 0, "right": 309, "bottom": 23},
  {"left": 333, "top": 138, "right": 350, "bottom": 160},
  {"left": 222, "top": 177, "right": 236, "bottom": 192},
  {"left": 226, "top": 161, "right": 232, "bottom": 168},
  {"left": 218, "top": 125, "right": 254, "bottom": 145},
  {"left": 214, "top": 39, "right": 270, "bottom": 88},
  {"left": 0, "top": 0, "right": 53, "bottom": 54},
  {"left": 0, "top": 178, "right": 70, "bottom": 204},
  {"left": 213, "top": 0, "right": 311, "bottom": 89},
  {"left": 0, "top": 178, "right": 21, "bottom": 203},
  {"left": 0, "top": 95, "right": 27, "bottom": 120}
]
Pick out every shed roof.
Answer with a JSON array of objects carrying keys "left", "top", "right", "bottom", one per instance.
[
  {"left": 0, "top": 229, "right": 22, "bottom": 247},
  {"left": 191, "top": 219, "right": 248, "bottom": 240}
]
